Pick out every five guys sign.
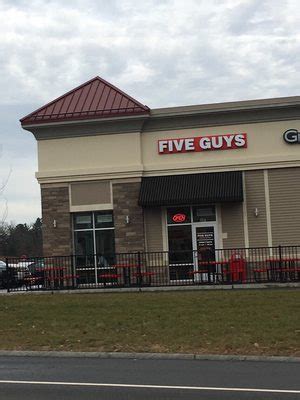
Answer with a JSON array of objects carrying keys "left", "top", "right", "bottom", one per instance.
[{"left": 158, "top": 133, "right": 247, "bottom": 154}]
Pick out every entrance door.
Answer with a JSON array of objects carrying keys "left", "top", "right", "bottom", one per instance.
[{"left": 192, "top": 224, "right": 218, "bottom": 282}]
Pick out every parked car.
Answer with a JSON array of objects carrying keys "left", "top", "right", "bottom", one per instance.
[
  {"left": 0, "top": 260, "right": 31, "bottom": 289},
  {"left": 1, "top": 259, "right": 66, "bottom": 289},
  {"left": 25, "top": 259, "right": 45, "bottom": 286},
  {"left": 0, "top": 261, "right": 7, "bottom": 288}
]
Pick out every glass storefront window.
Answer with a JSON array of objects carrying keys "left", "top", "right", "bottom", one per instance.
[
  {"left": 95, "top": 211, "right": 114, "bottom": 229},
  {"left": 95, "top": 229, "right": 115, "bottom": 267},
  {"left": 167, "top": 206, "right": 191, "bottom": 224},
  {"left": 192, "top": 205, "right": 216, "bottom": 222},
  {"left": 74, "top": 231, "right": 94, "bottom": 267},
  {"left": 73, "top": 211, "right": 116, "bottom": 285},
  {"left": 74, "top": 213, "right": 93, "bottom": 229},
  {"left": 74, "top": 231, "right": 94, "bottom": 255},
  {"left": 73, "top": 211, "right": 115, "bottom": 262}
]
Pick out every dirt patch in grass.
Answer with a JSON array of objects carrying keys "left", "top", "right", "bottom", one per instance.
[{"left": 0, "top": 289, "right": 299, "bottom": 356}]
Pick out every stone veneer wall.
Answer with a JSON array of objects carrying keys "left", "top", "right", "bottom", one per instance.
[
  {"left": 41, "top": 185, "right": 72, "bottom": 256},
  {"left": 112, "top": 182, "right": 145, "bottom": 253}
]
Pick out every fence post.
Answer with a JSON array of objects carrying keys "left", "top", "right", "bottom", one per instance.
[
  {"left": 278, "top": 245, "right": 283, "bottom": 281},
  {"left": 137, "top": 251, "right": 142, "bottom": 287},
  {"left": 5, "top": 258, "right": 10, "bottom": 293},
  {"left": 71, "top": 255, "right": 75, "bottom": 289}
]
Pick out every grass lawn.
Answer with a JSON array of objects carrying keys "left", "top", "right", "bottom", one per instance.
[{"left": 0, "top": 289, "right": 299, "bottom": 356}]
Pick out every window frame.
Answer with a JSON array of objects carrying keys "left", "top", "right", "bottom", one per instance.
[
  {"left": 166, "top": 205, "right": 216, "bottom": 227},
  {"left": 73, "top": 210, "right": 115, "bottom": 264}
]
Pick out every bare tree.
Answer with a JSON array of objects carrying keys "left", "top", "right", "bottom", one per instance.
[
  {"left": 0, "top": 143, "right": 12, "bottom": 225},
  {"left": 0, "top": 151, "right": 11, "bottom": 225}
]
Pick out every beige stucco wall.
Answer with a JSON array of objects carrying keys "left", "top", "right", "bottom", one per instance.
[
  {"left": 142, "top": 120, "right": 300, "bottom": 175},
  {"left": 36, "top": 119, "right": 300, "bottom": 183},
  {"left": 70, "top": 181, "right": 111, "bottom": 206},
  {"left": 37, "top": 132, "right": 143, "bottom": 182}
]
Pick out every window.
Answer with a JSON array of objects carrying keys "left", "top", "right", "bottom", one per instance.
[
  {"left": 95, "top": 211, "right": 114, "bottom": 228},
  {"left": 73, "top": 211, "right": 115, "bottom": 284},
  {"left": 74, "top": 213, "right": 93, "bottom": 230},
  {"left": 167, "top": 207, "right": 191, "bottom": 224},
  {"left": 73, "top": 211, "right": 115, "bottom": 257},
  {"left": 192, "top": 206, "right": 216, "bottom": 222}
]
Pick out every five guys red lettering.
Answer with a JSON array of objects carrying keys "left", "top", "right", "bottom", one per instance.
[{"left": 158, "top": 133, "right": 247, "bottom": 154}]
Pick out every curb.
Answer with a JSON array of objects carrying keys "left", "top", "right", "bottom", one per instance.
[
  {"left": 1, "top": 282, "right": 300, "bottom": 295},
  {"left": 0, "top": 350, "right": 299, "bottom": 363}
]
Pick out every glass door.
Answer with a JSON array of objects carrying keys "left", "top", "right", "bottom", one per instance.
[
  {"left": 166, "top": 205, "right": 218, "bottom": 282},
  {"left": 192, "top": 223, "right": 218, "bottom": 282}
]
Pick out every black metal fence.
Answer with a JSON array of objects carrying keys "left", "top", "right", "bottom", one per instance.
[{"left": 3, "top": 245, "right": 300, "bottom": 292}]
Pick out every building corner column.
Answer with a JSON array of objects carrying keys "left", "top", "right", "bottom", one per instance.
[
  {"left": 112, "top": 181, "right": 145, "bottom": 253},
  {"left": 41, "top": 184, "right": 72, "bottom": 256}
]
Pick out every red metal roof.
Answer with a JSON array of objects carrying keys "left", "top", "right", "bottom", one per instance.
[{"left": 20, "top": 76, "right": 150, "bottom": 125}]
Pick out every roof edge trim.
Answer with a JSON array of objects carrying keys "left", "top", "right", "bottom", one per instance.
[{"left": 150, "top": 96, "right": 300, "bottom": 118}]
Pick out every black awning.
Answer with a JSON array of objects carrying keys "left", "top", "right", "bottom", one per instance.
[{"left": 139, "top": 171, "right": 243, "bottom": 207}]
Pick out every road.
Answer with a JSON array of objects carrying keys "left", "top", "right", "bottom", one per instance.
[{"left": 0, "top": 355, "right": 299, "bottom": 399}]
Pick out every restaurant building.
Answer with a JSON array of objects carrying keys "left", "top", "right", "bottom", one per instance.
[{"left": 20, "top": 76, "right": 300, "bottom": 275}]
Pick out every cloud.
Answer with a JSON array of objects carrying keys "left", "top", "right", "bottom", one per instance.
[
  {"left": 0, "top": 0, "right": 300, "bottom": 222},
  {"left": 1, "top": 0, "right": 300, "bottom": 107}
]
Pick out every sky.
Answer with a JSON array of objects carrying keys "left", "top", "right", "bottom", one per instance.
[{"left": 0, "top": 0, "right": 300, "bottom": 225}]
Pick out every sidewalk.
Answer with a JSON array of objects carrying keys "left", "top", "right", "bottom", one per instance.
[
  {"left": 1, "top": 281, "right": 300, "bottom": 295},
  {"left": 0, "top": 350, "right": 299, "bottom": 363}
]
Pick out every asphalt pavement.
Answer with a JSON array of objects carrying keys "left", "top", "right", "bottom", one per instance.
[{"left": 0, "top": 355, "right": 299, "bottom": 399}]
